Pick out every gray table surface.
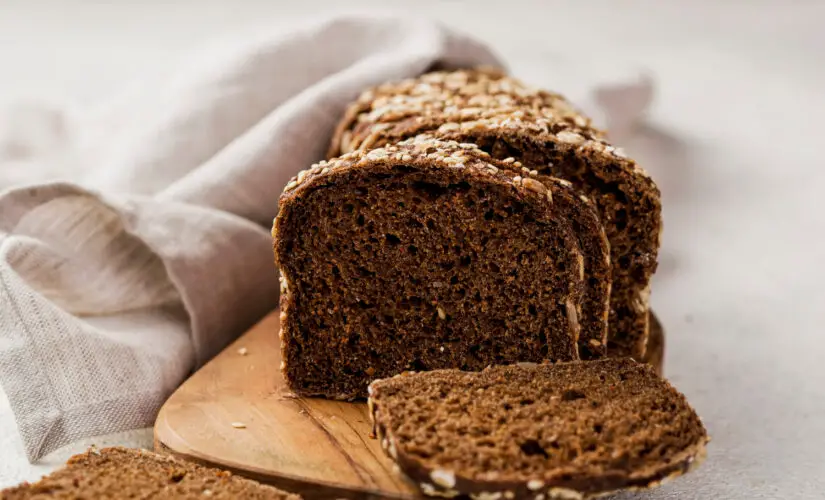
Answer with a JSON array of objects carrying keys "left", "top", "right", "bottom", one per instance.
[{"left": 1, "top": 1, "right": 823, "bottom": 498}]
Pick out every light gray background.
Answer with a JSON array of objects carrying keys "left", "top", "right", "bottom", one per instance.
[{"left": 1, "top": 1, "right": 823, "bottom": 498}]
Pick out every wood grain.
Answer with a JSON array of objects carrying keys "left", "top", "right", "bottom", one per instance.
[{"left": 154, "top": 310, "right": 421, "bottom": 500}]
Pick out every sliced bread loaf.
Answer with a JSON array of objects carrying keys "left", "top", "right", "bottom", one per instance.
[
  {"left": 410, "top": 134, "right": 611, "bottom": 359},
  {"left": 503, "top": 170, "right": 610, "bottom": 359},
  {"left": 368, "top": 358, "right": 708, "bottom": 499},
  {"left": 1, "top": 447, "right": 298, "bottom": 499},
  {"left": 273, "top": 137, "right": 609, "bottom": 399},
  {"left": 329, "top": 69, "right": 662, "bottom": 361}
]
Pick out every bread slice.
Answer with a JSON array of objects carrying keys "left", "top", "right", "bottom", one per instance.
[
  {"left": 368, "top": 358, "right": 708, "bottom": 499},
  {"left": 520, "top": 174, "right": 610, "bottom": 359},
  {"left": 409, "top": 135, "right": 611, "bottom": 359},
  {"left": 273, "top": 137, "right": 605, "bottom": 399},
  {"left": 329, "top": 69, "right": 662, "bottom": 361},
  {"left": 508, "top": 171, "right": 610, "bottom": 359},
  {"left": 1, "top": 447, "right": 298, "bottom": 499}
]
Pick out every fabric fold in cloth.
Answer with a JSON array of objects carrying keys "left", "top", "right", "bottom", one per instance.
[
  {"left": 0, "top": 15, "right": 502, "bottom": 462},
  {"left": 0, "top": 14, "right": 651, "bottom": 462}
]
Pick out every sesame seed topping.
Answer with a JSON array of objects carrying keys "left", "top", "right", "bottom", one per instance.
[
  {"left": 430, "top": 469, "right": 457, "bottom": 488},
  {"left": 522, "top": 177, "right": 547, "bottom": 194},
  {"left": 527, "top": 479, "right": 545, "bottom": 491},
  {"left": 231, "top": 422, "right": 246, "bottom": 429},
  {"left": 557, "top": 130, "right": 584, "bottom": 144},
  {"left": 577, "top": 252, "right": 585, "bottom": 280},
  {"left": 367, "top": 148, "right": 389, "bottom": 159},
  {"left": 237, "top": 347, "right": 248, "bottom": 356}
]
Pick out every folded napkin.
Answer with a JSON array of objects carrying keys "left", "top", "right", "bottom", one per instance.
[{"left": 0, "top": 14, "right": 652, "bottom": 462}]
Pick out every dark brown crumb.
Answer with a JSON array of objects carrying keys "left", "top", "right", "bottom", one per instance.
[
  {"left": 1, "top": 447, "right": 299, "bottom": 499},
  {"left": 328, "top": 69, "right": 662, "bottom": 361},
  {"left": 416, "top": 139, "right": 612, "bottom": 359},
  {"left": 368, "top": 358, "right": 708, "bottom": 499},
  {"left": 273, "top": 137, "right": 607, "bottom": 399}
]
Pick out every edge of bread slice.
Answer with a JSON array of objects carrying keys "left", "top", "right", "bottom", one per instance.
[
  {"left": 368, "top": 358, "right": 708, "bottom": 499},
  {"left": 1, "top": 447, "right": 299, "bottom": 499}
]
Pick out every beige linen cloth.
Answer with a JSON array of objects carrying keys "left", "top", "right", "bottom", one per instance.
[{"left": 0, "top": 15, "right": 651, "bottom": 463}]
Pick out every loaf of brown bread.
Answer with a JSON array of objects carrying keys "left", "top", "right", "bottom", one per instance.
[
  {"left": 1, "top": 447, "right": 299, "bottom": 499},
  {"left": 328, "top": 69, "right": 662, "bottom": 360},
  {"left": 273, "top": 137, "right": 613, "bottom": 399},
  {"left": 368, "top": 358, "right": 708, "bottom": 500}
]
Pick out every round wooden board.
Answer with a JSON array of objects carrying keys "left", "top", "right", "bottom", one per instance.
[
  {"left": 155, "top": 310, "right": 666, "bottom": 499},
  {"left": 154, "top": 310, "right": 420, "bottom": 499}
]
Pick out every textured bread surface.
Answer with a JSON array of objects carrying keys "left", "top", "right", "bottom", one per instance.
[
  {"left": 329, "top": 69, "right": 662, "bottom": 360},
  {"left": 368, "top": 358, "right": 708, "bottom": 499},
  {"left": 409, "top": 134, "right": 612, "bottom": 358},
  {"left": 273, "top": 137, "right": 605, "bottom": 399},
  {"left": 501, "top": 170, "right": 610, "bottom": 359},
  {"left": 0, "top": 447, "right": 299, "bottom": 499}
]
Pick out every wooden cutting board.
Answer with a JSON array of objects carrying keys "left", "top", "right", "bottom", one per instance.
[
  {"left": 153, "top": 310, "right": 420, "bottom": 500},
  {"left": 155, "top": 310, "right": 666, "bottom": 499}
]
